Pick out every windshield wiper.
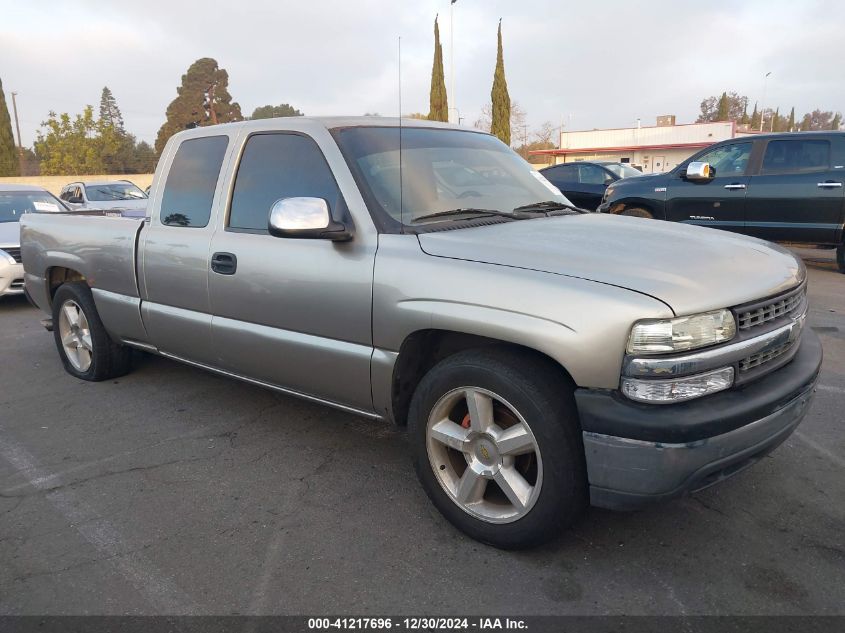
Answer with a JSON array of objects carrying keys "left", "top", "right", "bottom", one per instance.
[
  {"left": 512, "top": 200, "right": 591, "bottom": 215},
  {"left": 411, "top": 208, "right": 523, "bottom": 224},
  {"left": 95, "top": 188, "right": 130, "bottom": 201}
]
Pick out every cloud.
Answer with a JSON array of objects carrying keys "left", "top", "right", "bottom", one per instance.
[{"left": 1, "top": 0, "right": 843, "bottom": 147}]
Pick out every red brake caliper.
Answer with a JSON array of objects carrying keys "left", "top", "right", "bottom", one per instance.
[{"left": 460, "top": 413, "right": 472, "bottom": 429}]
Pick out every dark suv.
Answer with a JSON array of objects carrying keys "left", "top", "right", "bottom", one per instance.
[{"left": 598, "top": 132, "right": 845, "bottom": 272}]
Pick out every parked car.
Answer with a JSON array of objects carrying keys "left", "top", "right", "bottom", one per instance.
[
  {"left": 1, "top": 184, "right": 68, "bottom": 298},
  {"left": 597, "top": 131, "right": 845, "bottom": 272},
  {"left": 59, "top": 180, "right": 148, "bottom": 212},
  {"left": 22, "top": 118, "right": 821, "bottom": 548},
  {"left": 540, "top": 161, "right": 643, "bottom": 210}
]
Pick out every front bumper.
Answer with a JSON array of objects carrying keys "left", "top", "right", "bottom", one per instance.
[
  {"left": 596, "top": 201, "right": 611, "bottom": 214},
  {"left": 576, "top": 329, "right": 822, "bottom": 510},
  {"left": 0, "top": 258, "right": 24, "bottom": 297}
]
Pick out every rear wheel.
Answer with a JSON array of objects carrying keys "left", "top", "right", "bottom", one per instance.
[
  {"left": 619, "top": 207, "right": 653, "bottom": 219},
  {"left": 408, "top": 348, "right": 587, "bottom": 549},
  {"left": 837, "top": 243, "right": 845, "bottom": 273},
  {"left": 52, "top": 282, "right": 132, "bottom": 381}
]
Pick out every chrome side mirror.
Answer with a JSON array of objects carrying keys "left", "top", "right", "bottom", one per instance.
[
  {"left": 268, "top": 197, "right": 351, "bottom": 241},
  {"left": 685, "top": 161, "right": 714, "bottom": 181}
]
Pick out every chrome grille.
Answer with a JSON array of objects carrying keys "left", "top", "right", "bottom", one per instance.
[
  {"left": 739, "top": 340, "right": 795, "bottom": 372},
  {"left": 737, "top": 286, "right": 805, "bottom": 330}
]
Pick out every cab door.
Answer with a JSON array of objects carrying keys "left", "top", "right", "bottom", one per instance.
[
  {"left": 744, "top": 137, "right": 844, "bottom": 244},
  {"left": 665, "top": 140, "right": 754, "bottom": 233},
  {"left": 207, "top": 130, "right": 377, "bottom": 413},
  {"left": 139, "top": 132, "right": 235, "bottom": 365}
]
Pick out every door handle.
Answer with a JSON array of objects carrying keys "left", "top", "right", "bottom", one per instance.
[
  {"left": 724, "top": 183, "right": 747, "bottom": 190},
  {"left": 211, "top": 252, "right": 237, "bottom": 275},
  {"left": 817, "top": 181, "right": 843, "bottom": 188}
]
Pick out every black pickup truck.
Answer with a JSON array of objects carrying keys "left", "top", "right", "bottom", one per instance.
[{"left": 597, "top": 131, "right": 845, "bottom": 272}]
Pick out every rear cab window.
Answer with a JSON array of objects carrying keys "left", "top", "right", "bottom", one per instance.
[{"left": 160, "top": 135, "right": 229, "bottom": 227}]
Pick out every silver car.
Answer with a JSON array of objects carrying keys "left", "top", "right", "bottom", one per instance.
[
  {"left": 58, "top": 179, "right": 148, "bottom": 213},
  {"left": 0, "top": 184, "right": 68, "bottom": 298}
]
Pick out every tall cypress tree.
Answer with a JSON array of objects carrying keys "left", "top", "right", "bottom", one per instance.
[
  {"left": 750, "top": 102, "right": 761, "bottom": 130},
  {"left": 0, "top": 78, "right": 19, "bottom": 177},
  {"left": 787, "top": 107, "right": 795, "bottom": 132},
  {"left": 155, "top": 58, "right": 242, "bottom": 154},
  {"left": 771, "top": 107, "right": 780, "bottom": 132},
  {"left": 832, "top": 113, "right": 842, "bottom": 131},
  {"left": 427, "top": 15, "right": 448, "bottom": 122},
  {"left": 716, "top": 92, "right": 729, "bottom": 120},
  {"left": 490, "top": 19, "right": 511, "bottom": 145}
]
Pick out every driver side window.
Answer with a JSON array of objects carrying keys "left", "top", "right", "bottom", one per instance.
[{"left": 695, "top": 142, "right": 753, "bottom": 177}]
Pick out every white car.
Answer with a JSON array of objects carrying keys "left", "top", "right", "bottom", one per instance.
[
  {"left": 0, "top": 184, "right": 68, "bottom": 298},
  {"left": 59, "top": 180, "right": 148, "bottom": 213}
]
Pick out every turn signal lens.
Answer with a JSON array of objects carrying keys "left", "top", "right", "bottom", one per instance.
[{"left": 621, "top": 366, "right": 735, "bottom": 404}]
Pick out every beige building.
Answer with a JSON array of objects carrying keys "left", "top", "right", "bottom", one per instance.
[{"left": 533, "top": 117, "right": 754, "bottom": 173}]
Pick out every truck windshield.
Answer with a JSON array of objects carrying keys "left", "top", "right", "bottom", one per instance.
[
  {"left": 0, "top": 192, "right": 65, "bottom": 222},
  {"left": 333, "top": 126, "right": 571, "bottom": 231},
  {"left": 85, "top": 183, "right": 147, "bottom": 201}
]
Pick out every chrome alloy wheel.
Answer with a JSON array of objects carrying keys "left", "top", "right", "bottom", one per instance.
[
  {"left": 426, "top": 387, "right": 543, "bottom": 523},
  {"left": 57, "top": 299, "right": 93, "bottom": 372}
]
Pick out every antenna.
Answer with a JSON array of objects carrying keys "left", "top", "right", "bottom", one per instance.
[{"left": 398, "top": 35, "right": 404, "bottom": 232}]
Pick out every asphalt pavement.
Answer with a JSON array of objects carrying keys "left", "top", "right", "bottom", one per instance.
[{"left": 0, "top": 248, "right": 843, "bottom": 615}]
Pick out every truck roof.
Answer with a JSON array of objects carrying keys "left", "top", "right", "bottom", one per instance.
[{"left": 166, "top": 116, "right": 477, "bottom": 147}]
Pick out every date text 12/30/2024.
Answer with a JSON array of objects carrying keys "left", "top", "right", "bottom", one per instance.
[{"left": 307, "top": 618, "right": 527, "bottom": 630}]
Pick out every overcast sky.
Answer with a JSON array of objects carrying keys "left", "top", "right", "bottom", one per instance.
[{"left": 3, "top": 0, "right": 844, "bottom": 147}]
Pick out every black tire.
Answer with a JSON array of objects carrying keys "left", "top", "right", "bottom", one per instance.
[
  {"left": 837, "top": 243, "right": 845, "bottom": 274},
  {"left": 52, "top": 282, "right": 132, "bottom": 381},
  {"left": 408, "top": 348, "right": 587, "bottom": 549},
  {"left": 620, "top": 207, "right": 653, "bottom": 219}
]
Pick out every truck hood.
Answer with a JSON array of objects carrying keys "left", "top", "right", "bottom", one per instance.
[
  {"left": 0, "top": 221, "right": 20, "bottom": 248},
  {"left": 417, "top": 214, "right": 804, "bottom": 315}
]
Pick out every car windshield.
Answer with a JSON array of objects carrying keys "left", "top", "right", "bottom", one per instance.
[
  {"left": 333, "top": 126, "right": 571, "bottom": 230},
  {"left": 0, "top": 192, "right": 65, "bottom": 222},
  {"left": 85, "top": 183, "right": 147, "bottom": 201},
  {"left": 603, "top": 163, "right": 643, "bottom": 179}
]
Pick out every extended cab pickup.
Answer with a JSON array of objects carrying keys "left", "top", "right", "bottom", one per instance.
[
  {"left": 598, "top": 131, "right": 845, "bottom": 273},
  {"left": 21, "top": 118, "right": 822, "bottom": 548}
]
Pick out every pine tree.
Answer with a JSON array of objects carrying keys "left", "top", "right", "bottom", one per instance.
[
  {"left": 98, "top": 87, "right": 124, "bottom": 132},
  {"left": 716, "top": 92, "right": 729, "bottom": 120},
  {"left": 490, "top": 19, "right": 511, "bottom": 145},
  {"left": 787, "top": 107, "right": 795, "bottom": 132},
  {"left": 155, "top": 58, "right": 242, "bottom": 154},
  {"left": 750, "top": 102, "right": 761, "bottom": 130},
  {"left": 428, "top": 15, "right": 449, "bottom": 122},
  {"left": 0, "top": 77, "right": 19, "bottom": 177},
  {"left": 771, "top": 107, "right": 780, "bottom": 132},
  {"left": 740, "top": 100, "right": 750, "bottom": 125}
]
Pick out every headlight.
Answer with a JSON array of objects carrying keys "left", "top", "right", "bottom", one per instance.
[
  {"left": 627, "top": 309, "right": 736, "bottom": 355},
  {"left": 621, "top": 366, "right": 735, "bottom": 404}
]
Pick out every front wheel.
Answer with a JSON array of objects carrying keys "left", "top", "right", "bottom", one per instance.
[
  {"left": 619, "top": 207, "right": 653, "bottom": 219},
  {"left": 837, "top": 243, "right": 845, "bottom": 274},
  {"left": 408, "top": 349, "right": 587, "bottom": 549},
  {"left": 52, "top": 282, "right": 132, "bottom": 381}
]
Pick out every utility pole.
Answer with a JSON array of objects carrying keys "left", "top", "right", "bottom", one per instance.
[
  {"left": 10, "top": 92, "right": 24, "bottom": 175},
  {"left": 759, "top": 71, "right": 771, "bottom": 132}
]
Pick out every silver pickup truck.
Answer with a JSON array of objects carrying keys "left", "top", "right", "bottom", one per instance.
[{"left": 21, "top": 117, "right": 822, "bottom": 548}]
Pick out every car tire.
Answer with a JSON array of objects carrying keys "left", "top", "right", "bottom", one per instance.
[
  {"left": 408, "top": 348, "right": 587, "bottom": 549},
  {"left": 837, "top": 243, "right": 845, "bottom": 274},
  {"left": 52, "top": 282, "right": 132, "bottom": 381},
  {"left": 619, "top": 207, "right": 653, "bottom": 219}
]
